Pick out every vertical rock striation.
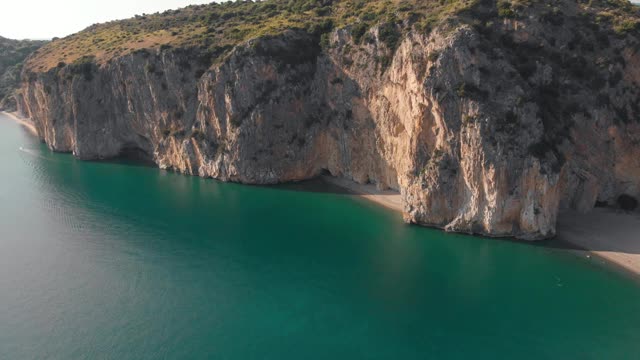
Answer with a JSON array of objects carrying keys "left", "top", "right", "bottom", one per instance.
[{"left": 17, "top": 1, "right": 640, "bottom": 240}]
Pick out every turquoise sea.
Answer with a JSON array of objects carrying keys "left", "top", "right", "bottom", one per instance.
[{"left": 1, "top": 113, "right": 639, "bottom": 359}]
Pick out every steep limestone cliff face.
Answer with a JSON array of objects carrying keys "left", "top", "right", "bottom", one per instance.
[
  {"left": 330, "top": 26, "right": 564, "bottom": 239},
  {"left": 17, "top": 1, "right": 640, "bottom": 240}
]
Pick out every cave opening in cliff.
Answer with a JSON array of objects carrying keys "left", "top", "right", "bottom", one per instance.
[
  {"left": 116, "top": 143, "right": 155, "bottom": 166},
  {"left": 617, "top": 194, "right": 639, "bottom": 212}
]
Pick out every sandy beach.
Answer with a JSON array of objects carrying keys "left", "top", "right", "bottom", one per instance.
[
  {"left": 556, "top": 209, "right": 640, "bottom": 277},
  {"left": 323, "top": 175, "right": 640, "bottom": 279},
  {"left": 321, "top": 176, "right": 404, "bottom": 213},
  {"left": 0, "top": 111, "right": 37, "bottom": 136}
]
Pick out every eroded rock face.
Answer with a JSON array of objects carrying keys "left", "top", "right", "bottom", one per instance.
[{"left": 17, "top": 9, "right": 640, "bottom": 240}]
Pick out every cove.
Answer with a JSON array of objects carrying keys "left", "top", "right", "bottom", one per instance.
[{"left": 1, "top": 114, "right": 639, "bottom": 359}]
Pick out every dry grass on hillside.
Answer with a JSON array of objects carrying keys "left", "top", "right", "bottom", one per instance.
[{"left": 25, "top": 0, "right": 640, "bottom": 72}]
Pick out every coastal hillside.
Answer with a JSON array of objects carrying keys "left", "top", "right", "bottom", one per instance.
[
  {"left": 17, "top": 0, "right": 640, "bottom": 239},
  {"left": 0, "top": 37, "right": 47, "bottom": 110}
]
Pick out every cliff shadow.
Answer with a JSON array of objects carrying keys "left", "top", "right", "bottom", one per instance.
[
  {"left": 88, "top": 140, "right": 157, "bottom": 168},
  {"left": 256, "top": 173, "right": 367, "bottom": 196},
  {"left": 274, "top": 179, "right": 351, "bottom": 194},
  {"left": 549, "top": 209, "right": 640, "bottom": 255}
]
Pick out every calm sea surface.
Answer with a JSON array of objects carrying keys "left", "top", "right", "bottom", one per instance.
[{"left": 1, "top": 114, "right": 639, "bottom": 359}]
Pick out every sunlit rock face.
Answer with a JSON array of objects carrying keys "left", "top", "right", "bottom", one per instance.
[{"left": 17, "top": 1, "right": 640, "bottom": 240}]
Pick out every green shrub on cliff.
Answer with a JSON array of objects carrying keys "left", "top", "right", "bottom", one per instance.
[
  {"left": 24, "top": 0, "right": 491, "bottom": 71},
  {"left": 0, "top": 36, "right": 47, "bottom": 109},
  {"left": 69, "top": 55, "right": 96, "bottom": 81},
  {"left": 378, "top": 22, "right": 401, "bottom": 51},
  {"left": 21, "top": 0, "right": 640, "bottom": 78}
]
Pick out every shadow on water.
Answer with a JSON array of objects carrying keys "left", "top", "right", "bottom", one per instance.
[{"left": 88, "top": 145, "right": 157, "bottom": 168}]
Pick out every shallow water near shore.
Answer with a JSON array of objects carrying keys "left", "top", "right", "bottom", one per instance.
[{"left": 1, "top": 114, "right": 640, "bottom": 359}]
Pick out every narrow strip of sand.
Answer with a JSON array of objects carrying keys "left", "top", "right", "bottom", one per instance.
[
  {"left": 0, "top": 111, "right": 38, "bottom": 136},
  {"left": 556, "top": 209, "right": 640, "bottom": 277},
  {"left": 323, "top": 175, "right": 640, "bottom": 279},
  {"left": 321, "top": 175, "right": 403, "bottom": 212}
]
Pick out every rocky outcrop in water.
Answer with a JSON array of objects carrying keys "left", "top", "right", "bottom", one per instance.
[{"left": 16, "top": 0, "right": 640, "bottom": 240}]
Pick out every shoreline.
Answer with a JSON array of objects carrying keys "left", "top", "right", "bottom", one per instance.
[
  {"left": 556, "top": 209, "right": 640, "bottom": 280},
  {"left": 322, "top": 176, "right": 640, "bottom": 280},
  {"left": 2, "top": 113, "right": 638, "bottom": 279},
  {"left": 0, "top": 111, "right": 38, "bottom": 136},
  {"left": 321, "top": 176, "right": 404, "bottom": 213}
]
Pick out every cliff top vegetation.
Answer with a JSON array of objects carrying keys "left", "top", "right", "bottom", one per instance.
[
  {"left": 24, "top": 0, "right": 640, "bottom": 72},
  {"left": 0, "top": 36, "right": 47, "bottom": 109}
]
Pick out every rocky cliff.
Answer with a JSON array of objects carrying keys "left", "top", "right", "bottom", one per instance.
[{"left": 16, "top": 0, "right": 640, "bottom": 239}]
